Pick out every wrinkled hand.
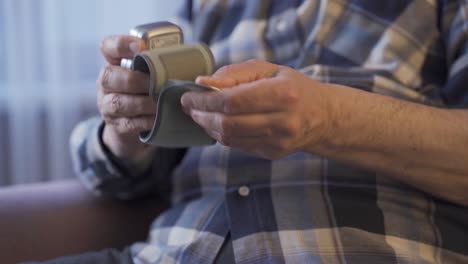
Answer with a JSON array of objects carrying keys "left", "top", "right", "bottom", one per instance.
[
  {"left": 97, "top": 35, "right": 155, "bottom": 159},
  {"left": 181, "top": 60, "right": 334, "bottom": 159}
]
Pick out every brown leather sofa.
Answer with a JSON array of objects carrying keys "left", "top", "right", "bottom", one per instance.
[{"left": 0, "top": 180, "right": 168, "bottom": 264}]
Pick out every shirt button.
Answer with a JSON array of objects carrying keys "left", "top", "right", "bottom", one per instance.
[
  {"left": 275, "top": 19, "right": 288, "bottom": 33},
  {"left": 238, "top": 186, "right": 250, "bottom": 197}
]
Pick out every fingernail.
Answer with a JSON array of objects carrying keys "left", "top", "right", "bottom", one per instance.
[
  {"left": 195, "top": 76, "right": 208, "bottom": 84},
  {"left": 129, "top": 41, "right": 141, "bottom": 54}
]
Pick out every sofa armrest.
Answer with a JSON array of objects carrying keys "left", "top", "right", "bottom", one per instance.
[{"left": 0, "top": 180, "right": 168, "bottom": 264}]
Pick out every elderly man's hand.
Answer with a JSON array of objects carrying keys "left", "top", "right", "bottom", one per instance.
[
  {"left": 97, "top": 35, "right": 155, "bottom": 160},
  {"left": 181, "top": 60, "right": 336, "bottom": 159}
]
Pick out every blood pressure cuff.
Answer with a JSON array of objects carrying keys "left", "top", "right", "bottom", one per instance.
[
  {"left": 139, "top": 80, "right": 218, "bottom": 147},
  {"left": 132, "top": 44, "right": 217, "bottom": 147}
]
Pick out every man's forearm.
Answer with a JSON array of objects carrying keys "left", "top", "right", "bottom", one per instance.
[
  {"left": 183, "top": 60, "right": 468, "bottom": 206},
  {"left": 312, "top": 84, "right": 468, "bottom": 206}
]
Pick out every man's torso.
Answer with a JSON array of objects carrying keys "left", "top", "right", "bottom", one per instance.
[{"left": 131, "top": 1, "right": 468, "bottom": 263}]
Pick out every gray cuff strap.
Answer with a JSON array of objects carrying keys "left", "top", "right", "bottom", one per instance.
[{"left": 139, "top": 80, "right": 218, "bottom": 147}]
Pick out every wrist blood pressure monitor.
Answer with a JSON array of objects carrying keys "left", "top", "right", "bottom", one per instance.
[{"left": 122, "top": 21, "right": 218, "bottom": 147}]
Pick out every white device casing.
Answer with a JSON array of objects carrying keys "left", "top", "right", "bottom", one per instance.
[{"left": 120, "top": 21, "right": 183, "bottom": 69}]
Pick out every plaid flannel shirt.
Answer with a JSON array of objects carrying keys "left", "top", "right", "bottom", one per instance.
[{"left": 71, "top": 0, "right": 468, "bottom": 263}]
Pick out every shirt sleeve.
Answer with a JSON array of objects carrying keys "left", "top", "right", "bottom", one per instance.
[
  {"left": 69, "top": 117, "right": 187, "bottom": 200},
  {"left": 439, "top": 0, "right": 468, "bottom": 107}
]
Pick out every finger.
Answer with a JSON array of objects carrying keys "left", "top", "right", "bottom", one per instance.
[
  {"left": 98, "top": 65, "right": 150, "bottom": 95},
  {"left": 195, "top": 75, "right": 236, "bottom": 89},
  {"left": 101, "top": 93, "right": 156, "bottom": 118},
  {"left": 195, "top": 59, "right": 279, "bottom": 88},
  {"left": 182, "top": 76, "right": 298, "bottom": 114},
  {"left": 203, "top": 128, "right": 287, "bottom": 160},
  {"left": 105, "top": 116, "right": 155, "bottom": 135},
  {"left": 220, "top": 137, "right": 288, "bottom": 160},
  {"left": 100, "top": 35, "right": 146, "bottom": 65},
  {"left": 203, "top": 129, "right": 294, "bottom": 160},
  {"left": 187, "top": 109, "right": 299, "bottom": 160},
  {"left": 189, "top": 110, "right": 299, "bottom": 139}
]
